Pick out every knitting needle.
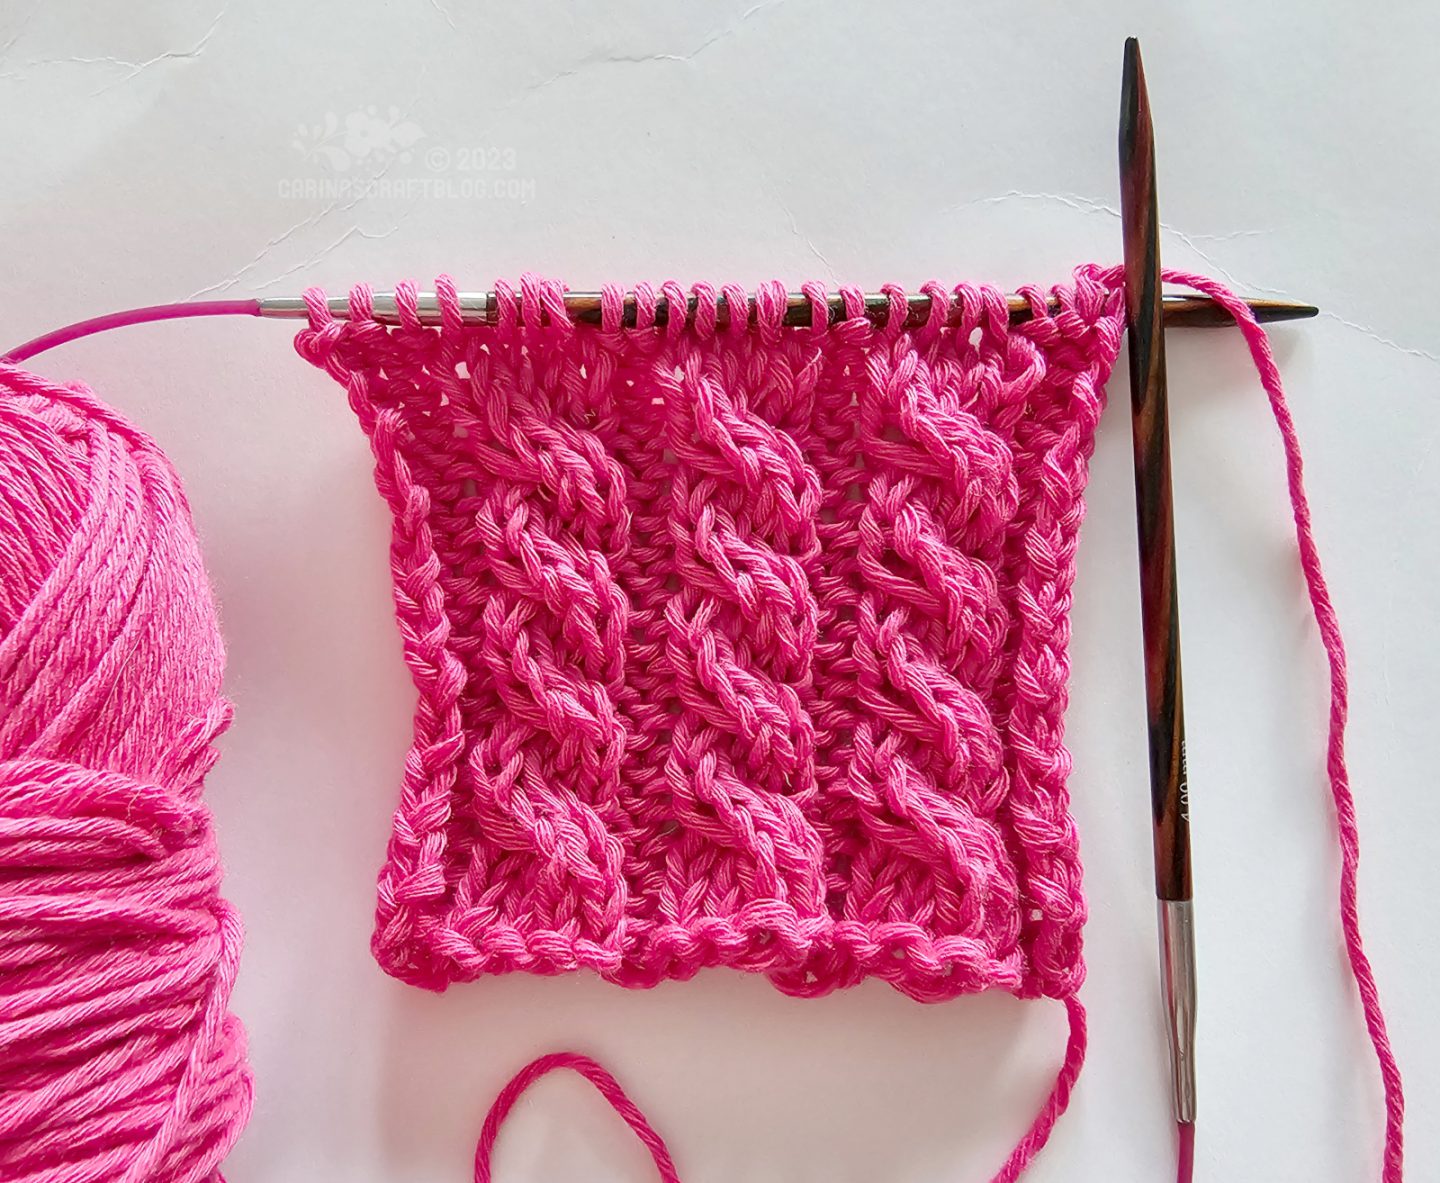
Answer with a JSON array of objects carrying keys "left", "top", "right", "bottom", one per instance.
[
  {"left": 2, "top": 291, "right": 1317, "bottom": 365},
  {"left": 1118, "top": 37, "right": 1197, "bottom": 1183},
  {"left": 251, "top": 290, "right": 1317, "bottom": 330}
]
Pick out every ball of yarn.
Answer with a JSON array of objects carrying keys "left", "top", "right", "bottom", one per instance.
[{"left": 0, "top": 365, "right": 251, "bottom": 1182}]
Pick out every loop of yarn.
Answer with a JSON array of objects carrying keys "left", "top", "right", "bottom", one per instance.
[
  {"left": 474, "top": 998, "right": 1087, "bottom": 1183},
  {"left": 0, "top": 364, "right": 251, "bottom": 1182},
  {"left": 473, "top": 1053, "right": 680, "bottom": 1183}
]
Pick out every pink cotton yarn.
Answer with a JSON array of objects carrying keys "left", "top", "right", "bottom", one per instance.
[
  {"left": 0, "top": 265, "right": 1399, "bottom": 1183},
  {"left": 298, "top": 270, "right": 1120, "bottom": 1180},
  {"left": 300, "top": 269, "right": 1404, "bottom": 1183},
  {"left": 0, "top": 365, "right": 251, "bottom": 1182},
  {"left": 297, "top": 271, "right": 1124, "bottom": 1005}
]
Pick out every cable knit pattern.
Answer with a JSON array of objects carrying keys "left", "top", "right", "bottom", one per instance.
[{"left": 296, "top": 269, "right": 1125, "bottom": 1003}]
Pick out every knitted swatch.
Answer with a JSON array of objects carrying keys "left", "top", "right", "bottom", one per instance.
[{"left": 297, "top": 268, "right": 1125, "bottom": 1008}]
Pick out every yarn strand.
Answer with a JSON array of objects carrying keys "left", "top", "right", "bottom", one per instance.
[
  {"left": 478, "top": 998, "right": 1086, "bottom": 1183},
  {"left": 474, "top": 1053, "right": 681, "bottom": 1183},
  {"left": 1157, "top": 269, "right": 1405, "bottom": 1181}
]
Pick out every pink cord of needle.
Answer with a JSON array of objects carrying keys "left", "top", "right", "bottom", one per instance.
[{"left": 2, "top": 300, "right": 262, "bottom": 364}]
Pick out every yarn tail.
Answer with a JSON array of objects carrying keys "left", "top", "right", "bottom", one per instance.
[
  {"left": 474, "top": 1053, "right": 681, "bottom": 1183},
  {"left": 472, "top": 999, "right": 1085, "bottom": 1183},
  {"left": 1160, "top": 268, "right": 1406, "bottom": 1181},
  {"left": 987, "top": 996, "right": 1087, "bottom": 1183}
]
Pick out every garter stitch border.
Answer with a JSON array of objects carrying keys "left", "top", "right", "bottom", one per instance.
[{"left": 296, "top": 266, "right": 1125, "bottom": 1008}]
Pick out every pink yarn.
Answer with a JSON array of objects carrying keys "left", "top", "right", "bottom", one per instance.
[
  {"left": 297, "top": 272, "right": 1121, "bottom": 1007},
  {"left": 300, "top": 271, "right": 1118, "bottom": 1180},
  {"left": 0, "top": 263, "right": 1395, "bottom": 1183},
  {"left": 473, "top": 1053, "right": 681, "bottom": 1183},
  {"left": 300, "top": 268, "right": 1404, "bottom": 1181},
  {"left": 474, "top": 997, "right": 1087, "bottom": 1183},
  {"left": 0, "top": 365, "right": 252, "bottom": 1181},
  {"left": 1159, "top": 268, "right": 1406, "bottom": 1181}
]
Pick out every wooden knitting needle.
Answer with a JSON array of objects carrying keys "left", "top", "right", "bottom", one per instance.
[
  {"left": 2, "top": 290, "right": 1318, "bottom": 365},
  {"left": 251, "top": 290, "right": 1317, "bottom": 330},
  {"left": 1119, "top": 37, "right": 1197, "bottom": 1183}
]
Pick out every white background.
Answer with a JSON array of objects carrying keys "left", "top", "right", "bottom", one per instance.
[{"left": 1, "top": 3, "right": 1435, "bottom": 1180}]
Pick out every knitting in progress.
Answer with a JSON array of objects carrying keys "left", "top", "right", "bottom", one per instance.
[
  {"left": 297, "top": 269, "right": 1121, "bottom": 1005},
  {"left": 0, "top": 265, "right": 1402, "bottom": 1183},
  {"left": 297, "top": 266, "right": 1402, "bottom": 1180}
]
